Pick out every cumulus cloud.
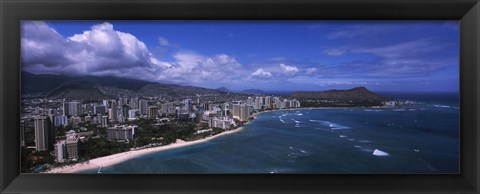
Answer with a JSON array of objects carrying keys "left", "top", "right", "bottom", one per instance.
[
  {"left": 21, "top": 21, "right": 246, "bottom": 86},
  {"left": 21, "top": 21, "right": 73, "bottom": 70},
  {"left": 279, "top": 64, "right": 299, "bottom": 75},
  {"left": 22, "top": 22, "right": 160, "bottom": 75},
  {"left": 251, "top": 68, "right": 272, "bottom": 78},
  {"left": 323, "top": 48, "right": 346, "bottom": 56},
  {"left": 159, "top": 52, "right": 243, "bottom": 84}
]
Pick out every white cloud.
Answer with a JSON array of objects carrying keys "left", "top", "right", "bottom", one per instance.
[
  {"left": 279, "top": 64, "right": 299, "bottom": 75},
  {"left": 323, "top": 48, "right": 346, "bottom": 56},
  {"left": 23, "top": 22, "right": 159, "bottom": 75},
  {"left": 158, "top": 37, "right": 170, "bottom": 46},
  {"left": 158, "top": 52, "right": 244, "bottom": 84},
  {"left": 251, "top": 68, "right": 272, "bottom": 78},
  {"left": 21, "top": 22, "right": 247, "bottom": 86}
]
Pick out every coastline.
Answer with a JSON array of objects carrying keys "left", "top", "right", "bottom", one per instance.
[
  {"left": 44, "top": 106, "right": 382, "bottom": 173},
  {"left": 44, "top": 124, "right": 249, "bottom": 173}
]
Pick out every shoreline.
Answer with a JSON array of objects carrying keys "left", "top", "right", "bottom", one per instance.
[
  {"left": 44, "top": 106, "right": 383, "bottom": 173},
  {"left": 43, "top": 124, "right": 250, "bottom": 173}
]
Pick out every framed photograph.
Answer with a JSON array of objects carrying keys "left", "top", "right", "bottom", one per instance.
[{"left": 1, "top": 0, "right": 479, "bottom": 193}]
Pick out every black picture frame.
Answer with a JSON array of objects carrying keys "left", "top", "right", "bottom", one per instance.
[{"left": 1, "top": 0, "right": 479, "bottom": 193}]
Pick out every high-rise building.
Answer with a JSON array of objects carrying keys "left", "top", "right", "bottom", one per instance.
[
  {"left": 209, "top": 117, "right": 234, "bottom": 129},
  {"left": 201, "top": 102, "right": 210, "bottom": 111},
  {"left": 148, "top": 106, "right": 159, "bottom": 118},
  {"left": 264, "top": 96, "right": 272, "bottom": 109},
  {"left": 101, "top": 115, "right": 109, "bottom": 127},
  {"left": 118, "top": 115, "right": 125, "bottom": 123},
  {"left": 161, "top": 102, "right": 175, "bottom": 115},
  {"left": 54, "top": 127, "right": 82, "bottom": 161},
  {"left": 102, "top": 99, "right": 110, "bottom": 108},
  {"left": 232, "top": 104, "right": 252, "bottom": 121},
  {"left": 272, "top": 97, "right": 281, "bottom": 109},
  {"left": 55, "top": 140, "right": 66, "bottom": 162},
  {"left": 139, "top": 99, "right": 148, "bottom": 115},
  {"left": 67, "top": 101, "right": 82, "bottom": 117},
  {"left": 128, "top": 109, "right": 138, "bottom": 119},
  {"left": 106, "top": 125, "right": 138, "bottom": 141},
  {"left": 130, "top": 97, "right": 139, "bottom": 109},
  {"left": 62, "top": 101, "right": 69, "bottom": 116},
  {"left": 34, "top": 116, "right": 53, "bottom": 151},
  {"left": 96, "top": 114, "right": 103, "bottom": 124},
  {"left": 119, "top": 98, "right": 128, "bottom": 106},
  {"left": 183, "top": 99, "right": 193, "bottom": 113},
  {"left": 121, "top": 105, "right": 130, "bottom": 119},
  {"left": 54, "top": 115, "right": 68, "bottom": 127},
  {"left": 20, "top": 120, "right": 25, "bottom": 147},
  {"left": 65, "top": 130, "right": 80, "bottom": 159},
  {"left": 254, "top": 97, "right": 262, "bottom": 110},
  {"left": 109, "top": 100, "right": 118, "bottom": 122},
  {"left": 246, "top": 97, "right": 254, "bottom": 106}
]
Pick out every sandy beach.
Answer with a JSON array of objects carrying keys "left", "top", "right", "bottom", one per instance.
[
  {"left": 44, "top": 107, "right": 348, "bottom": 173},
  {"left": 44, "top": 126, "right": 247, "bottom": 173}
]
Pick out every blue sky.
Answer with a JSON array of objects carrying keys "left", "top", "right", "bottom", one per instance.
[{"left": 21, "top": 21, "right": 459, "bottom": 92}]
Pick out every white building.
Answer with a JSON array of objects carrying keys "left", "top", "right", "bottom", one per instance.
[
  {"left": 128, "top": 109, "right": 139, "bottom": 119},
  {"left": 65, "top": 130, "right": 80, "bottom": 159},
  {"left": 101, "top": 115, "right": 109, "bottom": 127},
  {"left": 106, "top": 125, "right": 138, "bottom": 141},
  {"left": 183, "top": 99, "right": 193, "bottom": 113},
  {"left": 232, "top": 104, "right": 252, "bottom": 121},
  {"left": 55, "top": 140, "right": 66, "bottom": 162},
  {"left": 209, "top": 117, "right": 234, "bottom": 129}
]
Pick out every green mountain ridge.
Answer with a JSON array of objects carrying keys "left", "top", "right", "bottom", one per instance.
[{"left": 21, "top": 71, "right": 227, "bottom": 100}]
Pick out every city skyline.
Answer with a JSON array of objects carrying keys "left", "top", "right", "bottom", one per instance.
[{"left": 21, "top": 21, "right": 459, "bottom": 92}]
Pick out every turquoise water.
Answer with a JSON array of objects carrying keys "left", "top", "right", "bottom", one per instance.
[{"left": 81, "top": 93, "right": 459, "bottom": 174}]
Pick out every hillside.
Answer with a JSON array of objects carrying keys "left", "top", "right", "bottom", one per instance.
[
  {"left": 215, "top": 87, "right": 231, "bottom": 93},
  {"left": 21, "top": 71, "right": 70, "bottom": 95},
  {"left": 138, "top": 84, "right": 227, "bottom": 97},
  {"left": 21, "top": 71, "right": 228, "bottom": 100},
  {"left": 47, "top": 80, "right": 106, "bottom": 100}
]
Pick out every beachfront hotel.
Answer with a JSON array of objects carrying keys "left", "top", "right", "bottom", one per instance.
[
  {"left": 55, "top": 130, "right": 81, "bottom": 162},
  {"left": 107, "top": 125, "right": 138, "bottom": 142}
]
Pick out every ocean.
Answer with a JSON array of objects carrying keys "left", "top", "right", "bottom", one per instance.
[{"left": 80, "top": 92, "right": 459, "bottom": 174}]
